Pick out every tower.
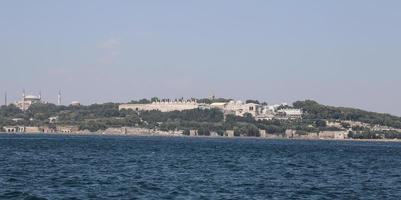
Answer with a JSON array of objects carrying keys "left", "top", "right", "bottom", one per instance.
[
  {"left": 22, "top": 89, "right": 26, "bottom": 111},
  {"left": 209, "top": 92, "right": 215, "bottom": 100},
  {"left": 57, "top": 91, "right": 61, "bottom": 106},
  {"left": 4, "top": 91, "right": 7, "bottom": 106}
]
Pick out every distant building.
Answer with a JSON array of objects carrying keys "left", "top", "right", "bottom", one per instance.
[
  {"left": 49, "top": 116, "right": 58, "bottom": 123},
  {"left": 326, "top": 121, "right": 343, "bottom": 129},
  {"left": 190, "top": 130, "right": 197, "bottom": 136},
  {"left": 120, "top": 98, "right": 302, "bottom": 121},
  {"left": 285, "top": 129, "right": 297, "bottom": 138},
  {"left": 319, "top": 131, "right": 348, "bottom": 139},
  {"left": 11, "top": 118, "right": 24, "bottom": 122},
  {"left": 119, "top": 99, "right": 201, "bottom": 112},
  {"left": 210, "top": 100, "right": 262, "bottom": 117},
  {"left": 71, "top": 101, "right": 81, "bottom": 107},
  {"left": 210, "top": 102, "right": 227, "bottom": 110},
  {"left": 15, "top": 92, "right": 43, "bottom": 111},
  {"left": 225, "top": 130, "right": 234, "bottom": 137},
  {"left": 210, "top": 100, "right": 302, "bottom": 120},
  {"left": 56, "top": 126, "right": 79, "bottom": 133},
  {"left": 210, "top": 131, "right": 219, "bottom": 137},
  {"left": 259, "top": 129, "right": 267, "bottom": 137},
  {"left": 43, "top": 127, "right": 56, "bottom": 133},
  {"left": 25, "top": 126, "right": 42, "bottom": 133},
  {"left": 276, "top": 108, "right": 303, "bottom": 119},
  {"left": 2, "top": 126, "right": 41, "bottom": 133},
  {"left": 2, "top": 126, "right": 18, "bottom": 133},
  {"left": 255, "top": 114, "right": 275, "bottom": 121}
]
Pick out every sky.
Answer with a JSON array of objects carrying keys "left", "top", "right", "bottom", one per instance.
[{"left": 0, "top": 1, "right": 401, "bottom": 115}]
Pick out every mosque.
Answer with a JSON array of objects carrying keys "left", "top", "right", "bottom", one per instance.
[{"left": 15, "top": 91, "right": 43, "bottom": 111}]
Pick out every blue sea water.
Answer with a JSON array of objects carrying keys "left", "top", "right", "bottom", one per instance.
[{"left": 1, "top": 134, "right": 401, "bottom": 199}]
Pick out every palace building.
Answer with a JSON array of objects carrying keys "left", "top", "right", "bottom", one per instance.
[{"left": 119, "top": 99, "right": 201, "bottom": 112}]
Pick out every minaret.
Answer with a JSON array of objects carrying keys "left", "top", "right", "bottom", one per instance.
[
  {"left": 22, "top": 89, "right": 26, "bottom": 111},
  {"left": 38, "top": 91, "right": 42, "bottom": 100},
  {"left": 57, "top": 91, "right": 61, "bottom": 106},
  {"left": 209, "top": 92, "right": 215, "bottom": 101},
  {"left": 4, "top": 91, "right": 7, "bottom": 106}
]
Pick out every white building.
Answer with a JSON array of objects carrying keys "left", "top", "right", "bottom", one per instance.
[
  {"left": 276, "top": 108, "right": 303, "bottom": 119},
  {"left": 15, "top": 93, "right": 43, "bottom": 111},
  {"left": 210, "top": 101, "right": 261, "bottom": 117},
  {"left": 120, "top": 98, "right": 302, "bottom": 121},
  {"left": 210, "top": 102, "right": 227, "bottom": 110},
  {"left": 319, "top": 131, "right": 348, "bottom": 139},
  {"left": 71, "top": 101, "right": 81, "bottom": 106},
  {"left": 119, "top": 100, "right": 202, "bottom": 112},
  {"left": 212, "top": 101, "right": 302, "bottom": 120}
]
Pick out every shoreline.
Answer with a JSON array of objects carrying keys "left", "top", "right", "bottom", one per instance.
[{"left": 1, "top": 132, "right": 401, "bottom": 143}]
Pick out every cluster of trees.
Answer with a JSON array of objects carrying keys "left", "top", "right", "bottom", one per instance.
[
  {"left": 348, "top": 130, "right": 401, "bottom": 139},
  {"left": 0, "top": 103, "right": 123, "bottom": 130},
  {"left": 294, "top": 100, "right": 401, "bottom": 128}
]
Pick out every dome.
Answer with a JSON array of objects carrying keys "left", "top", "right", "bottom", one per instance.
[
  {"left": 24, "top": 95, "right": 40, "bottom": 100},
  {"left": 71, "top": 101, "right": 81, "bottom": 106}
]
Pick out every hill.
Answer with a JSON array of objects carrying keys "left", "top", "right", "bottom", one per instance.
[{"left": 293, "top": 100, "right": 401, "bottom": 128}]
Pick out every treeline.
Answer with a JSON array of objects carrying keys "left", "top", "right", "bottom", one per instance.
[
  {"left": 2, "top": 100, "right": 401, "bottom": 139},
  {"left": 0, "top": 103, "right": 122, "bottom": 128},
  {"left": 294, "top": 100, "right": 401, "bottom": 128},
  {"left": 348, "top": 130, "right": 401, "bottom": 139}
]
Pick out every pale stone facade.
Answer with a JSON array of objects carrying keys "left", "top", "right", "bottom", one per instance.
[
  {"left": 101, "top": 127, "right": 183, "bottom": 136},
  {"left": 56, "top": 126, "right": 79, "bottom": 133},
  {"left": 210, "top": 102, "right": 226, "bottom": 110},
  {"left": 2, "top": 126, "right": 17, "bottom": 132},
  {"left": 25, "top": 127, "right": 42, "bottom": 133},
  {"left": 255, "top": 113, "right": 275, "bottom": 121},
  {"left": 2, "top": 126, "right": 42, "bottom": 133},
  {"left": 71, "top": 101, "right": 81, "bottom": 107},
  {"left": 297, "top": 132, "right": 319, "bottom": 139},
  {"left": 190, "top": 130, "right": 197, "bottom": 136},
  {"left": 119, "top": 100, "right": 201, "bottom": 112},
  {"left": 259, "top": 129, "right": 267, "bottom": 137},
  {"left": 43, "top": 127, "right": 56, "bottom": 133},
  {"left": 210, "top": 101, "right": 261, "bottom": 117},
  {"left": 15, "top": 94, "right": 42, "bottom": 111},
  {"left": 319, "top": 131, "right": 348, "bottom": 139},
  {"left": 210, "top": 131, "right": 219, "bottom": 137},
  {"left": 225, "top": 130, "right": 234, "bottom": 137},
  {"left": 326, "top": 121, "right": 343, "bottom": 129},
  {"left": 276, "top": 109, "right": 303, "bottom": 119},
  {"left": 211, "top": 100, "right": 302, "bottom": 120},
  {"left": 285, "top": 129, "right": 297, "bottom": 138}
]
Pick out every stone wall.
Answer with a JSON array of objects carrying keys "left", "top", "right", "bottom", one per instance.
[
  {"left": 119, "top": 102, "right": 200, "bottom": 112},
  {"left": 225, "top": 130, "right": 234, "bottom": 137},
  {"left": 319, "top": 131, "right": 348, "bottom": 139}
]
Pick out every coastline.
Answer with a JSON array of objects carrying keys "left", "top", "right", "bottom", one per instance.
[{"left": 1, "top": 131, "right": 401, "bottom": 143}]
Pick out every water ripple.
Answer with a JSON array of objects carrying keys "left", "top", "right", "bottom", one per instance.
[{"left": 1, "top": 134, "right": 401, "bottom": 199}]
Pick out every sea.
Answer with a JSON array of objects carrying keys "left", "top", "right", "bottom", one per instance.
[{"left": 0, "top": 134, "right": 401, "bottom": 200}]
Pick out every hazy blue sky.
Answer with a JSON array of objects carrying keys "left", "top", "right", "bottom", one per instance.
[{"left": 1, "top": 1, "right": 401, "bottom": 115}]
